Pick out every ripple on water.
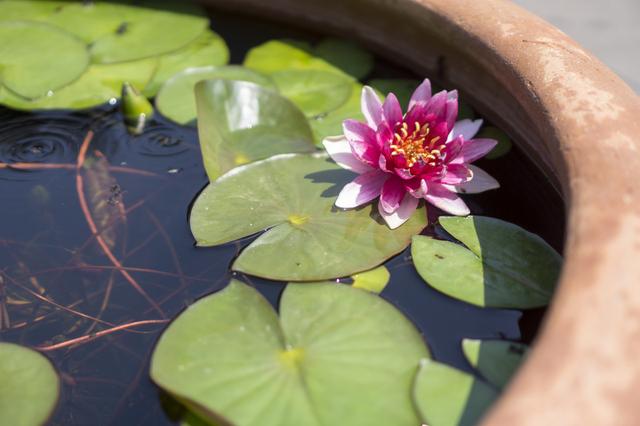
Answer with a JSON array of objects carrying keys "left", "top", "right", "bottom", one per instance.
[{"left": 0, "top": 108, "right": 91, "bottom": 180}]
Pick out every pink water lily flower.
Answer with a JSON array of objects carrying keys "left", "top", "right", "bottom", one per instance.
[{"left": 323, "top": 79, "right": 500, "bottom": 229}]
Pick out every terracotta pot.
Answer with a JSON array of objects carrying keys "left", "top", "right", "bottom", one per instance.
[{"left": 198, "top": 0, "right": 640, "bottom": 423}]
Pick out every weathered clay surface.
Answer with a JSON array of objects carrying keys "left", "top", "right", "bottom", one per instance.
[{"left": 199, "top": 0, "right": 640, "bottom": 423}]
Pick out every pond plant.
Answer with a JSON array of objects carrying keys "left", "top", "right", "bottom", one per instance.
[{"left": 0, "top": 1, "right": 563, "bottom": 425}]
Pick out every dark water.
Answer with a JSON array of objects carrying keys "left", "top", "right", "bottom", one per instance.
[{"left": 0, "top": 9, "right": 564, "bottom": 426}]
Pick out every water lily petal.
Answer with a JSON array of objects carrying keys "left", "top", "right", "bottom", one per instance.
[
  {"left": 440, "top": 164, "right": 472, "bottom": 185},
  {"left": 322, "top": 135, "right": 373, "bottom": 174},
  {"left": 335, "top": 170, "right": 387, "bottom": 209},
  {"left": 361, "top": 86, "right": 384, "bottom": 129},
  {"left": 395, "top": 168, "right": 415, "bottom": 180},
  {"left": 452, "top": 138, "right": 498, "bottom": 164},
  {"left": 425, "top": 90, "right": 447, "bottom": 119},
  {"left": 444, "top": 90, "right": 458, "bottom": 130},
  {"left": 378, "top": 192, "right": 419, "bottom": 229},
  {"left": 452, "top": 165, "right": 500, "bottom": 194},
  {"left": 406, "top": 178, "right": 428, "bottom": 198},
  {"left": 383, "top": 93, "right": 403, "bottom": 126},
  {"left": 343, "top": 119, "right": 381, "bottom": 167},
  {"left": 408, "top": 78, "right": 432, "bottom": 110},
  {"left": 380, "top": 177, "right": 406, "bottom": 213},
  {"left": 448, "top": 119, "right": 483, "bottom": 142},
  {"left": 425, "top": 183, "right": 470, "bottom": 216}
]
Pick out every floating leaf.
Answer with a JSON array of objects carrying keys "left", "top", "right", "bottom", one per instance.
[
  {"left": 309, "top": 82, "right": 364, "bottom": 144},
  {"left": 462, "top": 339, "right": 529, "bottom": 389},
  {"left": 244, "top": 39, "right": 341, "bottom": 75},
  {"left": 352, "top": 265, "right": 391, "bottom": 294},
  {"left": 151, "top": 280, "right": 429, "bottom": 426},
  {"left": 368, "top": 79, "right": 420, "bottom": 108},
  {"left": 190, "top": 154, "right": 427, "bottom": 281},
  {"left": 88, "top": 1, "right": 208, "bottom": 64},
  {"left": 0, "top": 21, "right": 89, "bottom": 99},
  {"left": 194, "top": 79, "right": 314, "bottom": 180},
  {"left": 271, "top": 69, "right": 354, "bottom": 117},
  {"left": 143, "top": 30, "right": 229, "bottom": 97},
  {"left": 314, "top": 38, "right": 374, "bottom": 79},
  {"left": 412, "top": 216, "right": 561, "bottom": 308},
  {"left": 478, "top": 126, "right": 512, "bottom": 159},
  {"left": 413, "top": 359, "right": 498, "bottom": 426},
  {"left": 0, "top": 58, "right": 157, "bottom": 110},
  {"left": 0, "top": 1, "right": 62, "bottom": 21},
  {"left": 157, "top": 66, "right": 275, "bottom": 126},
  {"left": 0, "top": 342, "right": 60, "bottom": 426}
]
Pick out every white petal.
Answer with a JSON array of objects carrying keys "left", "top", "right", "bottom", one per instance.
[
  {"left": 425, "top": 184, "right": 470, "bottom": 216},
  {"left": 378, "top": 193, "right": 420, "bottom": 229},
  {"left": 447, "top": 119, "right": 483, "bottom": 142},
  {"left": 361, "top": 86, "right": 384, "bottom": 129},
  {"left": 322, "top": 135, "right": 373, "bottom": 174},
  {"left": 453, "top": 165, "right": 500, "bottom": 194},
  {"left": 335, "top": 171, "right": 387, "bottom": 209}
]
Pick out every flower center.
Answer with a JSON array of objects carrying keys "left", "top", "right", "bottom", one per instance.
[{"left": 390, "top": 121, "right": 446, "bottom": 168}]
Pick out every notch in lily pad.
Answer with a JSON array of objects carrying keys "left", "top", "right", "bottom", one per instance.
[
  {"left": 151, "top": 279, "right": 429, "bottom": 426},
  {"left": 412, "top": 216, "right": 562, "bottom": 308},
  {"left": 190, "top": 154, "right": 427, "bottom": 281}
]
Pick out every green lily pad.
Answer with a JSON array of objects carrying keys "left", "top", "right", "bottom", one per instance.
[
  {"left": 157, "top": 66, "right": 275, "bottom": 126},
  {"left": 143, "top": 30, "right": 230, "bottom": 98},
  {"left": 194, "top": 79, "right": 313, "bottom": 181},
  {"left": 310, "top": 82, "right": 365, "bottom": 145},
  {"left": 0, "top": 58, "right": 157, "bottom": 110},
  {"left": 413, "top": 359, "right": 498, "bottom": 426},
  {"left": 478, "top": 126, "right": 512, "bottom": 159},
  {"left": 0, "top": 342, "right": 60, "bottom": 426},
  {"left": 271, "top": 69, "right": 354, "bottom": 117},
  {"left": 412, "top": 216, "right": 561, "bottom": 308},
  {"left": 314, "top": 38, "right": 374, "bottom": 80},
  {"left": 88, "top": 1, "right": 208, "bottom": 64},
  {"left": 0, "top": 1, "right": 63, "bottom": 22},
  {"left": 151, "top": 279, "right": 429, "bottom": 426},
  {"left": 0, "top": 20, "right": 89, "bottom": 99},
  {"left": 190, "top": 154, "right": 427, "bottom": 281},
  {"left": 352, "top": 266, "right": 391, "bottom": 294},
  {"left": 244, "top": 39, "right": 342, "bottom": 75},
  {"left": 368, "top": 79, "right": 421, "bottom": 108},
  {"left": 462, "top": 339, "right": 529, "bottom": 389}
]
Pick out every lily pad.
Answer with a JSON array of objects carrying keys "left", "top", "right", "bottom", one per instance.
[
  {"left": 310, "top": 82, "right": 365, "bottom": 144},
  {"left": 194, "top": 79, "right": 313, "bottom": 181},
  {"left": 151, "top": 279, "right": 429, "bottom": 426},
  {"left": 143, "top": 30, "right": 230, "bottom": 98},
  {"left": 462, "top": 339, "right": 529, "bottom": 389},
  {"left": 0, "top": 1, "right": 63, "bottom": 22},
  {"left": 0, "top": 342, "right": 60, "bottom": 426},
  {"left": 314, "top": 38, "right": 374, "bottom": 80},
  {"left": 190, "top": 154, "right": 427, "bottom": 281},
  {"left": 89, "top": 1, "right": 208, "bottom": 64},
  {"left": 0, "top": 58, "right": 157, "bottom": 110},
  {"left": 244, "top": 39, "right": 342, "bottom": 75},
  {"left": 271, "top": 69, "right": 354, "bottom": 117},
  {"left": 413, "top": 359, "right": 498, "bottom": 426},
  {"left": 0, "top": 20, "right": 89, "bottom": 99},
  {"left": 352, "top": 266, "right": 391, "bottom": 294},
  {"left": 157, "top": 66, "right": 275, "bottom": 126},
  {"left": 411, "top": 216, "right": 561, "bottom": 308}
]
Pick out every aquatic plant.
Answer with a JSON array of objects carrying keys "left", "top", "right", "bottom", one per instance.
[{"left": 324, "top": 80, "right": 499, "bottom": 228}]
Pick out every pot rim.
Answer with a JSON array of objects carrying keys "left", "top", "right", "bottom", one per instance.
[{"left": 199, "top": 0, "right": 640, "bottom": 423}]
